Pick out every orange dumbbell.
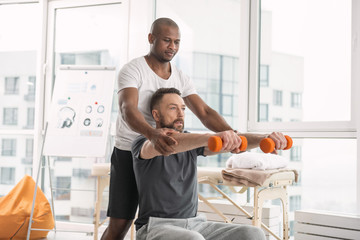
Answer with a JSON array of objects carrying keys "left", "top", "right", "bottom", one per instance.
[
  {"left": 208, "top": 135, "right": 248, "bottom": 152},
  {"left": 260, "top": 135, "right": 293, "bottom": 153}
]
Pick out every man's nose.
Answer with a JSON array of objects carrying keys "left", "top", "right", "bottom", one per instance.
[
  {"left": 168, "top": 41, "right": 176, "bottom": 50},
  {"left": 178, "top": 109, "right": 184, "bottom": 117}
]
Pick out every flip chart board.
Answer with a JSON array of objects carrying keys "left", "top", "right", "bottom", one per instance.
[{"left": 43, "top": 65, "right": 116, "bottom": 157}]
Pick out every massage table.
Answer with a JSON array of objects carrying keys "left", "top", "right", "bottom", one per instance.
[
  {"left": 91, "top": 163, "right": 296, "bottom": 240},
  {"left": 197, "top": 166, "right": 296, "bottom": 240}
]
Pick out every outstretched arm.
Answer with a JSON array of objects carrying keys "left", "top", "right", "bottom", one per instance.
[
  {"left": 184, "top": 94, "right": 241, "bottom": 152},
  {"left": 140, "top": 130, "right": 240, "bottom": 159},
  {"left": 183, "top": 94, "right": 287, "bottom": 154}
]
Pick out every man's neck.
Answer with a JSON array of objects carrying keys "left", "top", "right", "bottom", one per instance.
[{"left": 145, "top": 54, "right": 171, "bottom": 80}]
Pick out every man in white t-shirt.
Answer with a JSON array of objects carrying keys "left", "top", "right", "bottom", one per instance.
[{"left": 101, "top": 17, "right": 287, "bottom": 240}]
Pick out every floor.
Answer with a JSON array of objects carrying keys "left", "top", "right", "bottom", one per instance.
[
  {"left": 45, "top": 231, "right": 133, "bottom": 240},
  {"left": 34, "top": 222, "right": 134, "bottom": 240}
]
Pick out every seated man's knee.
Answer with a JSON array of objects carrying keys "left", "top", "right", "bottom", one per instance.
[
  {"left": 148, "top": 225, "right": 205, "bottom": 240},
  {"left": 240, "top": 225, "right": 266, "bottom": 240},
  {"left": 184, "top": 231, "right": 205, "bottom": 240}
]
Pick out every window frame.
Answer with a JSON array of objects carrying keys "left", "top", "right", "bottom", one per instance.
[
  {"left": 247, "top": 0, "right": 358, "bottom": 138},
  {"left": 246, "top": 0, "right": 360, "bottom": 214}
]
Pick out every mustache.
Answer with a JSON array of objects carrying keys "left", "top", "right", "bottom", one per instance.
[{"left": 173, "top": 118, "right": 184, "bottom": 124}]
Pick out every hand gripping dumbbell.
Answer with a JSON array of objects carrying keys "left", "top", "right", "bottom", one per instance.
[
  {"left": 208, "top": 135, "right": 248, "bottom": 152},
  {"left": 260, "top": 135, "right": 293, "bottom": 153}
]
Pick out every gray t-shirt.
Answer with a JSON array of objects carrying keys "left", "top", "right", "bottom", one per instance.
[{"left": 131, "top": 134, "right": 205, "bottom": 230}]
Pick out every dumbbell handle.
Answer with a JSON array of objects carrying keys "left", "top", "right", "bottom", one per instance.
[
  {"left": 260, "top": 135, "right": 293, "bottom": 153},
  {"left": 208, "top": 136, "right": 248, "bottom": 152}
]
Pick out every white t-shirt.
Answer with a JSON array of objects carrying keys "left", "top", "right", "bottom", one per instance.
[{"left": 115, "top": 56, "right": 197, "bottom": 151}]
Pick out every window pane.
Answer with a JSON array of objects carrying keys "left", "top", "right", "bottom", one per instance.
[
  {"left": 50, "top": 4, "right": 126, "bottom": 223},
  {"left": 156, "top": 0, "right": 240, "bottom": 135},
  {"left": 45, "top": 157, "right": 107, "bottom": 223},
  {"left": 300, "top": 139, "right": 356, "bottom": 215},
  {"left": 0, "top": 4, "right": 39, "bottom": 130},
  {"left": 259, "top": 0, "right": 351, "bottom": 122},
  {"left": 251, "top": 138, "right": 356, "bottom": 236},
  {"left": 156, "top": 0, "right": 241, "bottom": 171}
]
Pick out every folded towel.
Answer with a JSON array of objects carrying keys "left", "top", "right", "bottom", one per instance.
[
  {"left": 222, "top": 168, "right": 298, "bottom": 187},
  {"left": 226, "top": 152, "right": 288, "bottom": 170}
]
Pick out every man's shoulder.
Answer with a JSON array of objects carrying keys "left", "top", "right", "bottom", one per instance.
[
  {"left": 121, "top": 56, "right": 146, "bottom": 71},
  {"left": 131, "top": 135, "right": 147, "bottom": 151}
]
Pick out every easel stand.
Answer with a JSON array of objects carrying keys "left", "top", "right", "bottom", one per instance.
[
  {"left": 27, "top": 123, "right": 57, "bottom": 240},
  {"left": 26, "top": 65, "right": 116, "bottom": 239}
]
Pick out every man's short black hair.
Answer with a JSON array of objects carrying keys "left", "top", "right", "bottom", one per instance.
[{"left": 150, "top": 88, "right": 182, "bottom": 112}]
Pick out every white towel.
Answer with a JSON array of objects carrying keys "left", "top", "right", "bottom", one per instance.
[{"left": 226, "top": 152, "right": 288, "bottom": 170}]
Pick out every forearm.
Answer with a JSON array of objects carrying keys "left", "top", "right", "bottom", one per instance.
[
  {"left": 197, "top": 108, "right": 233, "bottom": 132},
  {"left": 141, "top": 132, "right": 212, "bottom": 159},
  {"left": 185, "top": 95, "right": 233, "bottom": 132},
  {"left": 121, "top": 103, "right": 154, "bottom": 140}
]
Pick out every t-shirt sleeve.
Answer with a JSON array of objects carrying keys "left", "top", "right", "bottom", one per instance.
[
  {"left": 117, "top": 61, "right": 142, "bottom": 92},
  {"left": 178, "top": 70, "right": 197, "bottom": 97},
  {"left": 196, "top": 146, "right": 205, "bottom": 157},
  {"left": 131, "top": 135, "right": 148, "bottom": 160}
]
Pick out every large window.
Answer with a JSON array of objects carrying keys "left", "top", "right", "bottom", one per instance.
[
  {"left": 255, "top": 0, "right": 352, "bottom": 125},
  {"left": 0, "top": 2, "right": 39, "bottom": 197},
  {"left": 42, "top": 0, "right": 128, "bottom": 224},
  {"left": 156, "top": 0, "right": 241, "bottom": 167},
  {"left": 248, "top": 0, "right": 358, "bottom": 219}
]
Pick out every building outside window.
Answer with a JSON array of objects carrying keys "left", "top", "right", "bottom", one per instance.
[
  {"left": 291, "top": 92, "right": 302, "bottom": 108},
  {"left": 2, "top": 139, "right": 16, "bottom": 156},
  {"left": 26, "top": 138, "right": 33, "bottom": 158},
  {"left": 5, "top": 77, "right": 19, "bottom": 94},
  {"left": 28, "top": 76, "right": 36, "bottom": 95},
  {"left": 55, "top": 176, "right": 71, "bottom": 200},
  {"left": 26, "top": 107, "right": 35, "bottom": 128},
  {"left": 273, "top": 90, "right": 282, "bottom": 106},
  {"left": 23, "top": 138, "right": 34, "bottom": 165},
  {"left": 24, "top": 167, "right": 32, "bottom": 176},
  {"left": 293, "top": 171, "right": 301, "bottom": 186},
  {"left": 3, "top": 108, "right": 18, "bottom": 125},
  {"left": 222, "top": 95, "right": 233, "bottom": 116},
  {"left": 259, "top": 65, "right": 269, "bottom": 87},
  {"left": 258, "top": 104, "right": 268, "bottom": 122},
  {"left": 0, "top": 167, "right": 15, "bottom": 185},
  {"left": 24, "top": 76, "right": 36, "bottom": 102},
  {"left": 290, "top": 146, "right": 302, "bottom": 162},
  {"left": 72, "top": 168, "right": 91, "bottom": 178},
  {"left": 290, "top": 195, "right": 302, "bottom": 212}
]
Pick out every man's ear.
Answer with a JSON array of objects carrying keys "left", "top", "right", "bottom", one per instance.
[
  {"left": 152, "top": 109, "right": 160, "bottom": 121},
  {"left": 148, "top": 33, "right": 154, "bottom": 44}
]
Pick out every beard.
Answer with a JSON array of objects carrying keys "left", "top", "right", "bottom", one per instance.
[{"left": 159, "top": 116, "right": 184, "bottom": 133}]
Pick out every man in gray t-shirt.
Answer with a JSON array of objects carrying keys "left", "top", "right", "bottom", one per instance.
[{"left": 131, "top": 88, "right": 266, "bottom": 240}]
